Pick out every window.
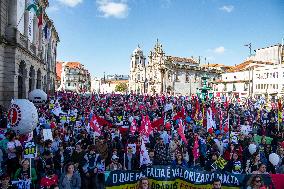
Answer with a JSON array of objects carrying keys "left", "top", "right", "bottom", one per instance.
[
  {"left": 234, "top": 76, "right": 237, "bottom": 79},
  {"left": 261, "top": 84, "right": 263, "bottom": 89},
  {"left": 185, "top": 72, "right": 189, "bottom": 82},
  {"left": 233, "top": 84, "right": 236, "bottom": 91},
  {"left": 276, "top": 72, "right": 278, "bottom": 78},
  {"left": 68, "top": 83, "right": 70, "bottom": 86},
  {"left": 175, "top": 71, "right": 179, "bottom": 81}
]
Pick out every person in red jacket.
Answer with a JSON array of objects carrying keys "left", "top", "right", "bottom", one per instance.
[
  {"left": 224, "top": 143, "right": 242, "bottom": 161},
  {"left": 40, "top": 169, "right": 59, "bottom": 189}
]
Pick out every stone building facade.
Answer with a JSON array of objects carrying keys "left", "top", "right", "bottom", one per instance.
[
  {"left": 129, "top": 40, "right": 221, "bottom": 95},
  {"left": 0, "top": 0, "right": 59, "bottom": 107},
  {"left": 56, "top": 62, "right": 91, "bottom": 92}
]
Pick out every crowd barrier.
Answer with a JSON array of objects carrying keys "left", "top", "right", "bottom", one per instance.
[{"left": 104, "top": 166, "right": 284, "bottom": 189}]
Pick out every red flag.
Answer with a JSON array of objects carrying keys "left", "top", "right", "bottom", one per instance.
[
  {"left": 130, "top": 119, "right": 137, "bottom": 135},
  {"left": 193, "top": 136, "right": 199, "bottom": 160},
  {"left": 177, "top": 120, "right": 187, "bottom": 145},
  {"left": 95, "top": 115, "right": 112, "bottom": 127},
  {"left": 140, "top": 115, "right": 152, "bottom": 137},
  {"left": 151, "top": 117, "right": 163, "bottom": 131},
  {"left": 38, "top": 14, "right": 43, "bottom": 27},
  {"left": 173, "top": 107, "right": 186, "bottom": 121},
  {"left": 90, "top": 115, "right": 101, "bottom": 134}
]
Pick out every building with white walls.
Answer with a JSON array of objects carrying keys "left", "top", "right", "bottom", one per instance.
[
  {"left": 56, "top": 62, "right": 91, "bottom": 92},
  {"left": 247, "top": 44, "right": 283, "bottom": 65},
  {"left": 213, "top": 61, "right": 273, "bottom": 98},
  {"left": 253, "top": 64, "right": 284, "bottom": 100}
]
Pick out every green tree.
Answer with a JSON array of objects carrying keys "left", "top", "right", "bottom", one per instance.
[{"left": 115, "top": 82, "right": 128, "bottom": 93}]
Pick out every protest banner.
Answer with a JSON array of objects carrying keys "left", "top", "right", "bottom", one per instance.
[
  {"left": 105, "top": 166, "right": 276, "bottom": 189},
  {"left": 23, "top": 141, "right": 36, "bottom": 159},
  {"left": 12, "top": 180, "right": 31, "bottom": 189},
  {"left": 43, "top": 129, "right": 53, "bottom": 141}
]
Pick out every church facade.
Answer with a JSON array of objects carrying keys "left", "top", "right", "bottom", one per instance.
[{"left": 129, "top": 40, "right": 221, "bottom": 96}]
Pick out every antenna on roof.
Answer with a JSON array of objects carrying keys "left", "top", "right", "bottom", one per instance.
[{"left": 244, "top": 43, "right": 252, "bottom": 57}]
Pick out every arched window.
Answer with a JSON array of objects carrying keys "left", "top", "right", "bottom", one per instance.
[
  {"left": 18, "top": 61, "right": 26, "bottom": 99},
  {"left": 36, "top": 69, "right": 41, "bottom": 89},
  {"left": 29, "top": 66, "right": 35, "bottom": 92}
]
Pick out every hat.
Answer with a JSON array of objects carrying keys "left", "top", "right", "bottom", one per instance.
[{"left": 112, "top": 154, "right": 119, "bottom": 160}]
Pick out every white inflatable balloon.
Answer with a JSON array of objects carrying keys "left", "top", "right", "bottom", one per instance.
[
  {"left": 28, "top": 89, "right": 47, "bottom": 105},
  {"left": 269, "top": 153, "right": 280, "bottom": 166},
  {"left": 248, "top": 144, "right": 257, "bottom": 154},
  {"left": 8, "top": 99, "right": 38, "bottom": 135}
]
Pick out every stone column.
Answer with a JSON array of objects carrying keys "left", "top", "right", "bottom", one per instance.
[
  {"left": 8, "top": 0, "right": 17, "bottom": 26},
  {"left": 33, "top": 15, "right": 38, "bottom": 54},
  {"left": 33, "top": 70, "right": 37, "bottom": 90},
  {"left": 24, "top": 0, "right": 29, "bottom": 37},
  {"left": 6, "top": 0, "right": 18, "bottom": 40}
]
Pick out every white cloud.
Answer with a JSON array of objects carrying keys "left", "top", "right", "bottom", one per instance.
[
  {"left": 96, "top": 0, "right": 129, "bottom": 18},
  {"left": 213, "top": 46, "right": 226, "bottom": 54},
  {"left": 46, "top": 5, "right": 60, "bottom": 13},
  {"left": 220, "top": 5, "right": 234, "bottom": 13},
  {"left": 58, "top": 0, "right": 83, "bottom": 7}
]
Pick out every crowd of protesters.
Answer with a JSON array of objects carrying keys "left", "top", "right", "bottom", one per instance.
[{"left": 0, "top": 91, "right": 284, "bottom": 188}]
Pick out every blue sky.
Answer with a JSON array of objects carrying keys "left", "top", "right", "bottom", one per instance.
[{"left": 47, "top": 0, "right": 284, "bottom": 78}]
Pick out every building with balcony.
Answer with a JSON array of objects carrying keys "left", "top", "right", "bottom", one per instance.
[
  {"left": 0, "top": 0, "right": 59, "bottom": 107},
  {"left": 56, "top": 62, "right": 91, "bottom": 92},
  {"left": 213, "top": 61, "right": 273, "bottom": 99},
  {"left": 129, "top": 40, "right": 221, "bottom": 95},
  {"left": 253, "top": 64, "right": 284, "bottom": 100}
]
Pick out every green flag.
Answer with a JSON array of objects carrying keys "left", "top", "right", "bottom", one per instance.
[{"left": 26, "top": 4, "right": 38, "bottom": 13}]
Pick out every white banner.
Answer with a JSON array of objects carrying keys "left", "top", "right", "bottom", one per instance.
[{"left": 28, "top": 11, "right": 34, "bottom": 42}]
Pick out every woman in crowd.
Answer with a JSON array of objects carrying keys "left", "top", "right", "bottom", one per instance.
[
  {"left": 172, "top": 151, "right": 188, "bottom": 167},
  {"left": 246, "top": 175, "right": 266, "bottom": 189},
  {"left": 59, "top": 162, "right": 81, "bottom": 189},
  {"left": 6, "top": 132, "right": 22, "bottom": 176},
  {"left": 246, "top": 152, "right": 262, "bottom": 174},
  {"left": 138, "top": 177, "right": 150, "bottom": 189},
  {"left": 225, "top": 152, "right": 243, "bottom": 174},
  {"left": 14, "top": 159, "right": 37, "bottom": 189}
]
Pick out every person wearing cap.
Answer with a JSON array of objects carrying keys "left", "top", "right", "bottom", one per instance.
[{"left": 106, "top": 155, "right": 123, "bottom": 171}]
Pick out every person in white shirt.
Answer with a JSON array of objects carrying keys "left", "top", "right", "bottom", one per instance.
[
  {"left": 214, "top": 134, "right": 225, "bottom": 156},
  {"left": 6, "top": 132, "right": 22, "bottom": 176}
]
